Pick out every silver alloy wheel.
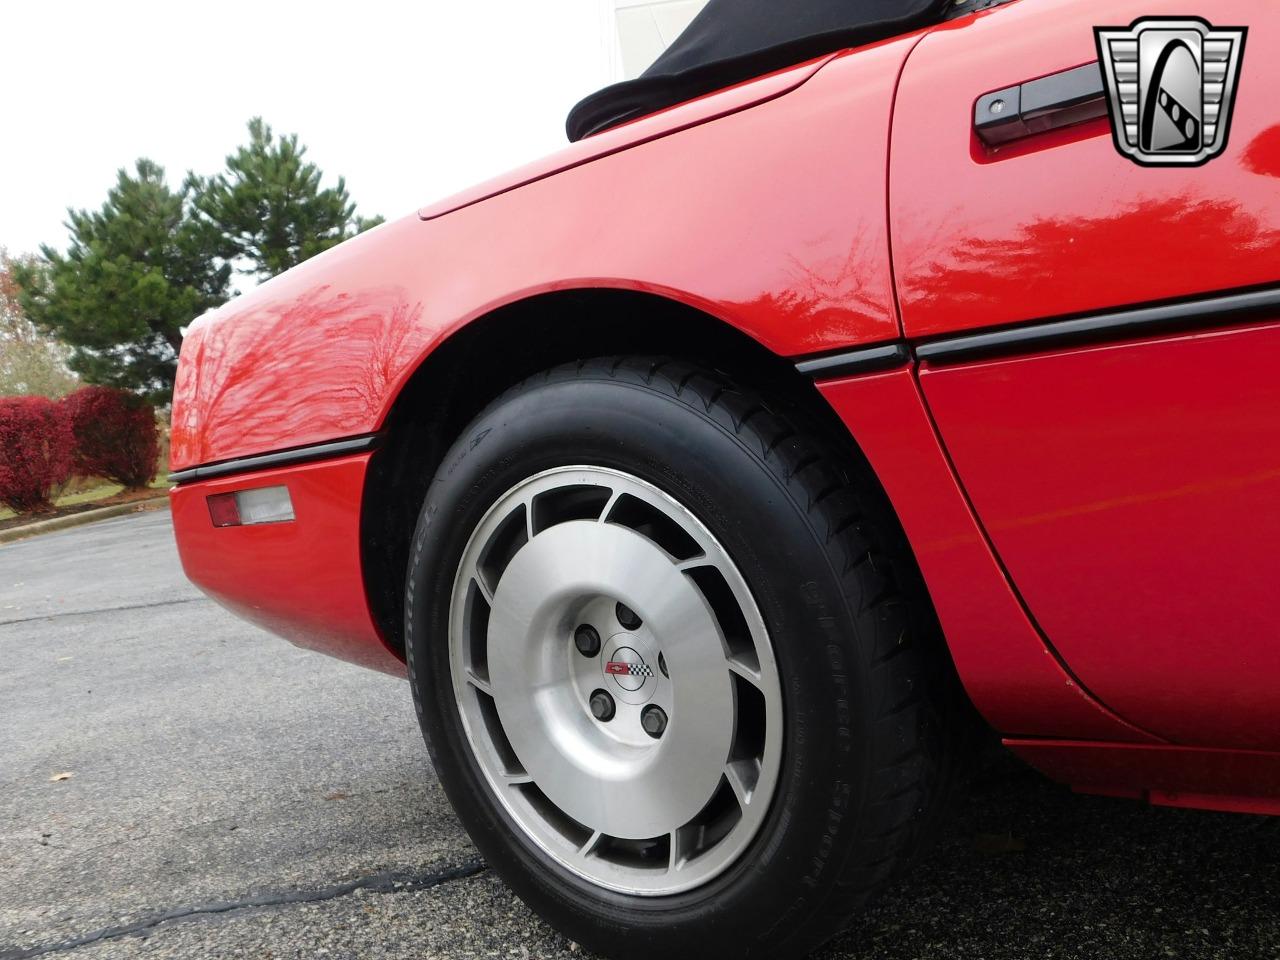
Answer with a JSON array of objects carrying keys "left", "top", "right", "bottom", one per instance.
[{"left": 449, "top": 465, "right": 784, "bottom": 896}]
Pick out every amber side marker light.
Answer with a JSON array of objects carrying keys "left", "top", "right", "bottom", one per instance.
[{"left": 207, "top": 486, "right": 296, "bottom": 527}]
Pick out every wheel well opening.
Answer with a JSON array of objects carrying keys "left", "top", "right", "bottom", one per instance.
[{"left": 360, "top": 289, "right": 938, "bottom": 676}]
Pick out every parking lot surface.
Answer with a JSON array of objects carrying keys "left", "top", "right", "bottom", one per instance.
[{"left": 2, "top": 511, "right": 1276, "bottom": 959}]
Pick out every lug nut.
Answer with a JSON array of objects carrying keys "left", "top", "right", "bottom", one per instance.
[
  {"left": 574, "top": 624, "right": 601, "bottom": 657},
  {"left": 616, "top": 602, "right": 642, "bottom": 630},
  {"left": 589, "top": 689, "right": 616, "bottom": 722},
  {"left": 641, "top": 705, "right": 667, "bottom": 739}
]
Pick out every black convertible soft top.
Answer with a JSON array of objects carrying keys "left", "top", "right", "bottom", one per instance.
[{"left": 567, "top": 0, "right": 954, "bottom": 142}]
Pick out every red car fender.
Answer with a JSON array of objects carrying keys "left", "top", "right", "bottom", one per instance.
[{"left": 170, "top": 34, "right": 920, "bottom": 473}]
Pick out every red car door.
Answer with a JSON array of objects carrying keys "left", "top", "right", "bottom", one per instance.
[{"left": 890, "top": 0, "right": 1280, "bottom": 749}]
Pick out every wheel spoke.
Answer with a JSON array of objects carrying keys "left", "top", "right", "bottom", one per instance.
[
  {"left": 471, "top": 573, "right": 494, "bottom": 605},
  {"left": 668, "top": 829, "right": 686, "bottom": 872},
  {"left": 674, "top": 556, "right": 710, "bottom": 573},
  {"left": 727, "top": 655, "right": 764, "bottom": 688},
  {"left": 597, "top": 487, "right": 623, "bottom": 523},
  {"left": 503, "top": 769, "right": 534, "bottom": 785},
  {"left": 466, "top": 670, "right": 494, "bottom": 698},
  {"left": 725, "top": 760, "right": 757, "bottom": 809},
  {"left": 579, "top": 830, "right": 604, "bottom": 858},
  {"left": 523, "top": 496, "right": 536, "bottom": 542}
]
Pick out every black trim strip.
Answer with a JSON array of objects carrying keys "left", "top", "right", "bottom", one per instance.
[
  {"left": 168, "top": 435, "right": 381, "bottom": 485},
  {"left": 796, "top": 285, "right": 1280, "bottom": 379},
  {"left": 793, "top": 342, "right": 913, "bottom": 379},
  {"left": 916, "top": 285, "right": 1280, "bottom": 365}
]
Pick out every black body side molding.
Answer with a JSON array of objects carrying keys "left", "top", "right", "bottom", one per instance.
[
  {"left": 795, "top": 284, "right": 1280, "bottom": 378},
  {"left": 168, "top": 435, "right": 381, "bottom": 484},
  {"left": 793, "top": 343, "right": 914, "bottom": 379},
  {"left": 915, "top": 285, "right": 1280, "bottom": 364}
]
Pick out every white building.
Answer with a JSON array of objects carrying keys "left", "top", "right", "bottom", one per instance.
[{"left": 603, "top": 0, "right": 709, "bottom": 81}]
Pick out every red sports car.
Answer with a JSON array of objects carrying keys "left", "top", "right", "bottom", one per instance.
[{"left": 169, "top": 0, "right": 1277, "bottom": 956}]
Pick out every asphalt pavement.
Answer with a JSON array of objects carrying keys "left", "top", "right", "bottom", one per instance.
[{"left": 2, "top": 512, "right": 1276, "bottom": 959}]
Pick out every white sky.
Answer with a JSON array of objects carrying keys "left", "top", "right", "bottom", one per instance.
[{"left": 0, "top": 1, "right": 617, "bottom": 256}]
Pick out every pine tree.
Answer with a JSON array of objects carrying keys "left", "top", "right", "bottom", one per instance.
[
  {"left": 14, "top": 161, "right": 231, "bottom": 397},
  {"left": 0, "top": 250, "right": 79, "bottom": 397},
  {"left": 191, "top": 117, "right": 383, "bottom": 279}
]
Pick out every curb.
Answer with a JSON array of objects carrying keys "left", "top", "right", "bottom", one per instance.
[{"left": 0, "top": 496, "right": 171, "bottom": 545}]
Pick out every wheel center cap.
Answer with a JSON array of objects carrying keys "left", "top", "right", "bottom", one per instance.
[
  {"left": 605, "top": 645, "right": 651, "bottom": 691},
  {"left": 602, "top": 633, "right": 659, "bottom": 704}
]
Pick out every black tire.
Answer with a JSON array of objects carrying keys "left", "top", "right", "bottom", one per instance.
[{"left": 406, "top": 357, "right": 965, "bottom": 960}]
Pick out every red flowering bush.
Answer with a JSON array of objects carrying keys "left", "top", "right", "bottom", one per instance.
[
  {"left": 61, "top": 386, "right": 160, "bottom": 490},
  {"left": 0, "top": 396, "right": 75, "bottom": 513}
]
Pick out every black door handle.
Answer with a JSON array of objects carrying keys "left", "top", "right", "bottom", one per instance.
[{"left": 975, "top": 62, "right": 1107, "bottom": 145}]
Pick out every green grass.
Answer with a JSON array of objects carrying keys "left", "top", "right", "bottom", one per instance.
[{"left": 0, "top": 478, "right": 170, "bottom": 522}]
